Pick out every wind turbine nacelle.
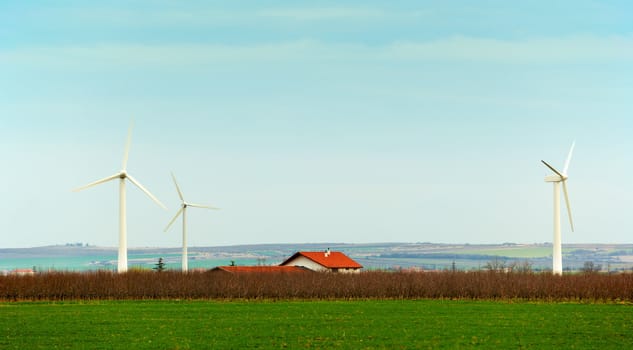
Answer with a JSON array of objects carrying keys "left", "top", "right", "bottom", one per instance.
[{"left": 544, "top": 174, "right": 566, "bottom": 182}]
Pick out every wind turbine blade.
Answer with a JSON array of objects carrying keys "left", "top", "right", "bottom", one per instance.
[
  {"left": 72, "top": 173, "right": 121, "bottom": 192},
  {"left": 164, "top": 207, "right": 184, "bottom": 232},
  {"left": 563, "top": 141, "right": 575, "bottom": 175},
  {"left": 126, "top": 174, "right": 167, "bottom": 209},
  {"left": 541, "top": 160, "right": 564, "bottom": 178},
  {"left": 171, "top": 172, "right": 184, "bottom": 201},
  {"left": 122, "top": 122, "right": 134, "bottom": 171},
  {"left": 187, "top": 203, "right": 220, "bottom": 210},
  {"left": 562, "top": 180, "right": 575, "bottom": 232}
]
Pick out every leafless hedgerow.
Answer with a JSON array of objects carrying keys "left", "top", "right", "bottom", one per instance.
[{"left": 1, "top": 270, "right": 633, "bottom": 301}]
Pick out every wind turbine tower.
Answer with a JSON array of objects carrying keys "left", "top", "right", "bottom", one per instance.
[
  {"left": 73, "top": 123, "right": 166, "bottom": 273},
  {"left": 542, "top": 142, "right": 575, "bottom": 275},
  {"left": 165, "top": 173, "right": 218, "bottom": 272}
]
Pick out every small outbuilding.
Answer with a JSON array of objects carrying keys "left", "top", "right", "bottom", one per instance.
[
  {"left": 11, "top": 268, "right": 35, "bottom": 276},
  {"left": 280, "top": 249, "right": 363, "bottom": 273}
]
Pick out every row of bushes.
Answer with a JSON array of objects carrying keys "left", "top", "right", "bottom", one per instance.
[{"left": 2, "top": 270, "right": 633, "bottom": 301}]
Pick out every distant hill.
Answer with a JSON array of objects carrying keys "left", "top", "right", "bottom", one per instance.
[{"left": 2, "top": 243, "right": 633, "bottom": 272}]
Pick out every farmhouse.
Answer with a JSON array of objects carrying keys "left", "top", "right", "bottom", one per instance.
[{"left": 280, "top": 249, "right": 363, "bottom": 273}]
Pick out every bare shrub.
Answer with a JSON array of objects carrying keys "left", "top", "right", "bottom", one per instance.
[{"left": 2, "top": 270, "right": 633, "bottom": 301}]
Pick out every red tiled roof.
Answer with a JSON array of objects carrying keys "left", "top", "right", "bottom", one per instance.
[
  {"left": 211, "top": 265, "right": 308, "bottom": 273},
  {"left": 281, "top": 251, "right": 363, "bottom": 269}
]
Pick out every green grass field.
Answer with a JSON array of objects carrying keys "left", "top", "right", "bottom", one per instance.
[{"left": 1, "top": 300, "right": 632, "bottom": 349}]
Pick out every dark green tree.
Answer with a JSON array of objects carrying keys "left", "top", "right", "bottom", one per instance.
[{"left": 153, "top": 257, "right": 166, "bottom": 272}]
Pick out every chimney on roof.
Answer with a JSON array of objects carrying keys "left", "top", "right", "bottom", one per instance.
[{"left": 325, "top": 248, "right": 331, "bottom": 257}]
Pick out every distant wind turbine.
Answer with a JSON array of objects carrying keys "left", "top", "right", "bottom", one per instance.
[
  {"left": 73, "top": 123, "right": 166, "bottom": 273},
  {"left": 164, "top": 173, "right": 218, "bottom": 272},
  {"left": 542, "top": 142, "right": 575, "bottom": 275}
]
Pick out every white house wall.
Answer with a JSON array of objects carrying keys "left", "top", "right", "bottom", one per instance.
[
  {"left": 338, "top": 268, "right": 361, "bottom": 274},
  {"left": 283, "top": 256, "right": 328, "bottom": 272}
]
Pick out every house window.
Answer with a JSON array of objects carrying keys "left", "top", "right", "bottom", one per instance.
[{"left": 331, "top": 268, "right": 339, "bottom": 273}]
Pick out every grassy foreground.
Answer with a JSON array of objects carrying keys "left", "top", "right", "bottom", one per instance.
[{"left": 1, "top": 300, "right": 632, "bottom": 349}]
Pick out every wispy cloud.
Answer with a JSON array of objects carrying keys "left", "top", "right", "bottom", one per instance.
[
  {"left": 13, "top": 7, "right": 247, "bottom": 27},
  {"left": 384, "top": 35, "right": 633, "bottom": 63},
  {"left": 2, "top": 35, "right": 632, "bottom": 70},
  {"left": 17, "top": 6, "right": 391, "bottom": 29},
  {"left": 257, "top": 7, "right": 386, "bottom": 20}
]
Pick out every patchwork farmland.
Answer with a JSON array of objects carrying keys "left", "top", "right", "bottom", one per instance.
[{"left": 3, "top": 242, "right": 633, "bottom": 273}]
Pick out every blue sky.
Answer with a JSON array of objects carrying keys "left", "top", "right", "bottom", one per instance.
[{"left": 1, "top": 1, "right": 632, "bottom": 248}]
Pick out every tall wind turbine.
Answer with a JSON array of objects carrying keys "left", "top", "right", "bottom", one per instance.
[
  {"left": 542, "top": 142, "right": 575, "bottom": 275},
  {"left": 164, "top": 173, "right": 218, "bottom": 272},
  {"left": 73, "top": 123, "right": 166, "bottom": 273}
]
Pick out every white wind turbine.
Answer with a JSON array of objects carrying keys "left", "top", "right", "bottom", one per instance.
[
  {"left": 542, "top": 142, "right": 575, "bottom": 275},
  {"left": 73, "top": 123, "right": 166, "bottom": 273},
  {"left": 164, "top": 173, "right": 218, "bottom": 272}
]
